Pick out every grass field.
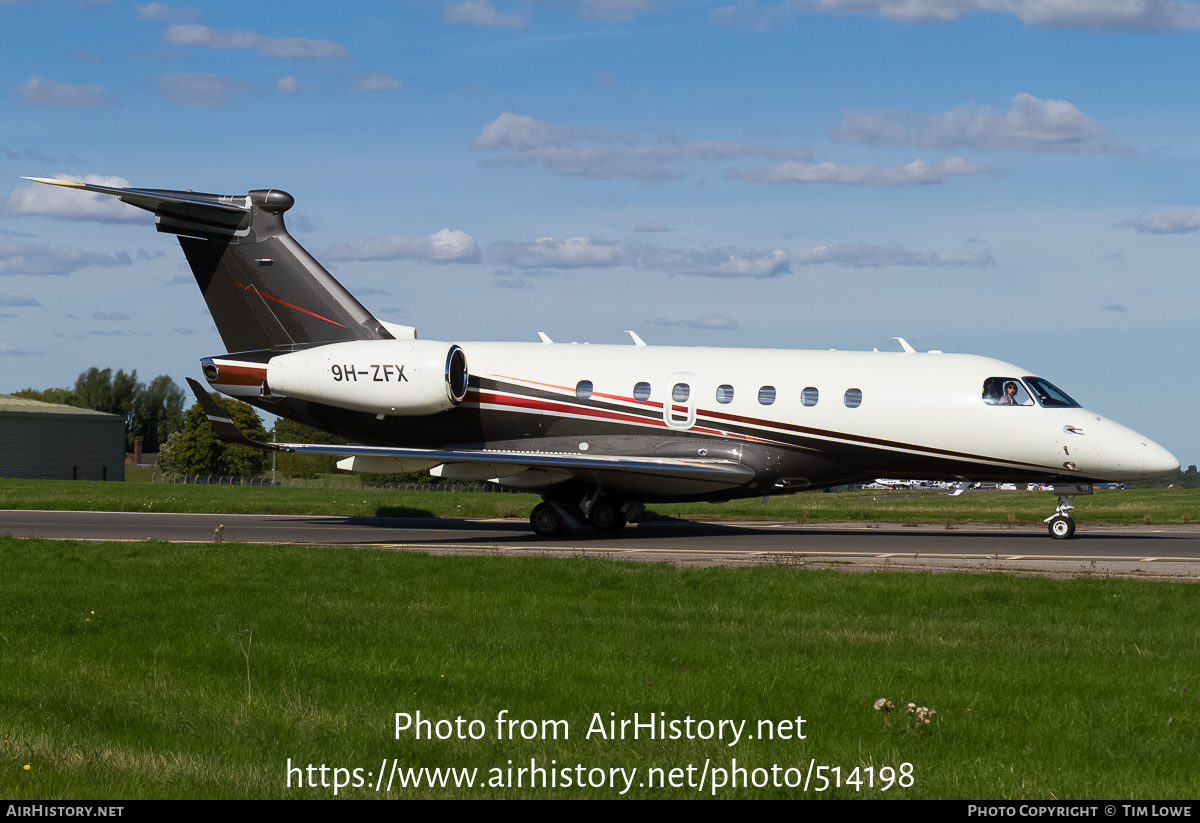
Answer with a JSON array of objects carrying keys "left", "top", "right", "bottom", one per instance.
[
  {"left": 1, "top": 476, "right": 1197, "bottom": 527},
  {"left": 2, "top": 536, "right": 1197, "bottom": 799}
]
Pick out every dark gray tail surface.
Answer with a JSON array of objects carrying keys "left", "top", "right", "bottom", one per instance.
[{"left": 25, "top": 179, "right": 392, "bottom": 354}]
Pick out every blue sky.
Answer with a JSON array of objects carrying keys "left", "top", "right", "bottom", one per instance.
[{"left": 2, "top": 0, "right": 1196, "bottom": 465}]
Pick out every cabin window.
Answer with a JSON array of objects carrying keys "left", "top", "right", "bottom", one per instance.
[
  {"left": 758, "top": 386, "right": 776, "bottom": 405},
  {"left": 672, "top": 383, "right": 691, "bottom": 403},
  {"left": 982, "top": 377, "right": 1032, "bottom": 406},
  {"left": 633, "top": 382, "right": 651, "bottom": 401},
  {"left": 1024, "top": 376, "right": 1080, "bottom": 408},
  {"left": 844, "top": 388, "right": 863, "bottom": 408},
  {"left": 801, "top": 387, "right": 818, "bottom": 407},
  {"left": 576, "top": 380, "right": 593, "bottom": 400},
  {"left": 716, "top": 384, "right": 734, "bottom": 404}
]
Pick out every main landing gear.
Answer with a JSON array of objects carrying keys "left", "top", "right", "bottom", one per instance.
[
  {"left": 529, "top": 496, "right": 641, "bottom": 538},
  {"left": 530, "top": 502, "right": 571, "bottom": 537}
]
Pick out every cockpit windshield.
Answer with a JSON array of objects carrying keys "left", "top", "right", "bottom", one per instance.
[{"left": 1023, "top": 377, "right": 1080, "bottom": 408}]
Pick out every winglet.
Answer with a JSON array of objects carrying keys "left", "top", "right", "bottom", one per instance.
[{"left": 185, "top": 377, "right": 279, "bottom": 452}]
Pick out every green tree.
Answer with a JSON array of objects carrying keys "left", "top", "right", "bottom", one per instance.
[
  {"left": 175, "top": 396, "right": 268, "bottom": 476},
  {"left": 156, "top": 430, "right": 183, "bottom": 474},
  {"left": 72, "top": 367, "right": 138, "bottom": 420},
  {"left": 130, "top": 375, "right": 185, "bottom": 453}
]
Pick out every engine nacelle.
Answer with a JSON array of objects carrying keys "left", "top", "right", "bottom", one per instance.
[{"left": 265, "top": 339, "right": 468, "bottom": 416}]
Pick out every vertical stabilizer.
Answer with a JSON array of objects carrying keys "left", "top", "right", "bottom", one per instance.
[{"left": 24, "top": 178, "right": 392, "bottom": 353}]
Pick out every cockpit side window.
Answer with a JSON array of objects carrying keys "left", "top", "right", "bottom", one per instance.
[
  {"left": 1024, "top": 377, "right": 1080, "bottom": 408},
  {"left": 982, "top": 377, "right": 1032, "bottom": 406}
]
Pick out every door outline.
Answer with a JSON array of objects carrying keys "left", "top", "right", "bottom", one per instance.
[{"left": 664, "top": 371, "right": 697, "bottom": 430}]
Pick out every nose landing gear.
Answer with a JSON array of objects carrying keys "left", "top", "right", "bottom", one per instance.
[{"left": 1043, "top": 483, "right": 1092, "bottom": 539}]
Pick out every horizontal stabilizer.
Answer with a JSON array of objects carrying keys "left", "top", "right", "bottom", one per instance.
[{"left": 23, "top": 177, "right": 253, "bottom": 237}]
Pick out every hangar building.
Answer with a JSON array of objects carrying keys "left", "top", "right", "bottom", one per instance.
[{"left": 0, "top": 394, "right": 125, "bottom": 481}]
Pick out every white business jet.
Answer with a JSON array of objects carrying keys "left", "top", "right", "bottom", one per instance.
[{"left": 26, "top": 178, "right": 1179, "bottom": 539}]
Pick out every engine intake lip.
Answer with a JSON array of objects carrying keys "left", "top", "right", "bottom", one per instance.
[{"left": 445, "top": 345, "right": 468, "bottom": 404}]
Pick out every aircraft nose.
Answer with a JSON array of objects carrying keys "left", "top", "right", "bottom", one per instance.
[
  {"left": 1143, "top": 439, "right": 1180, "bottom": 479},
  {"left": 1091, "top": 417, "right": 1179, "bottom": 481}
]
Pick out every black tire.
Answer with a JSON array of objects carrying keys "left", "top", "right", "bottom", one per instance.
[
  {"left": 530, "top": 502, "right": 565, "bottom": 538},
  {"left": 588, "top": 502, "right": 627, "bottom": 533},
  {"left": 1048, "top": 515, "right": 1076, "bottom": 539}
]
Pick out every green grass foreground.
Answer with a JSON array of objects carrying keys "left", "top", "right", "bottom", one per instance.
[
  {"left": 2, "top": 536, "right": 1196, "bottom": 799},
  {"left": 1, "top": 477, "right": 1198, "bottom": 526}
]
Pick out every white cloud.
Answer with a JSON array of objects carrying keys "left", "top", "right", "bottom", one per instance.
[
  {"left": 486, "top": 237, "right": 792, "bottom": 277},
  {"left": 733, "top": 156, "right": 991, "bottom": 186},
  {"left": 277, "top": 77, "right": 300, "bottom": 96},
  {"left": 0, "top": 293, "right": 40, "bottom": 307},
  {"left": 163, "top": 24, "right": 350, "bottom": 59},
  {"left": 136, "top": 3, "right": 200, "bottom": 20},
  {"left": 811, "top": 0, "right": 1014, "bottom": 22},
  {"left": 1019, "top": 0, "right": 1200, "bottom": 30},
  {"left": 647, "top": 314, "right": 740, "bottom": 330},
  {"left": 489, "top": 236, "right": 623, "bottom": 269},
  {"left": 638, "top": 245, "right": 792, "bottom": 278},
  {"left": 0, "top": 343, "right": 44, "bottom": 357},
  {"left": 833, "top": 93, "right": 1130, "bottom": 154},
  {"left": 473, "top": 113, "right": 812, "bottom": 183},
  {"left": 485, "top": 235, "right": 990, "bottom": 277},
  {"left": 713, "top": 0, "right": 1200, "bottom": 29},
  {"left": 17, "top": 76, "right": 114, "bottom": 108},
  {"left": 1, "top": 175, "right": 144, "bottom": 222},
  {"left": 576, "top": 0, "right": 657, "bottom": 20},
  {"left": 796, "top": 242, "right": 996, "bottom": 267},
  {"left": 445, "top": 0, "right": 525, "bottom": 28},
  {"left": 153, "top": 73, "right": 254, "bottom": 107},
  {"left": 322, "top": 229, "right": 482, "bottom": 264},
  {"left": 351, "top": 71, "right": 403, "bottom": 92},
  {"left": 494, "top": 269, "right": 534, "bottom": 288},
  {"left": 633, "top": 222, "right": 671, "bottom": 232},
  {"left": 92, "top": 310, "right": 130, "bottom": 321},
  {"left": 1119, "top": 208, "right": 1200, "bottom": 234},
  {"left": 0, "top": 243, "right": 136, "bottom": 277}
]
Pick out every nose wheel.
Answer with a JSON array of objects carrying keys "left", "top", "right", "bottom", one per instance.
[{"left": 1047, "top": 515, "right": 1076, "bottom": 539}]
